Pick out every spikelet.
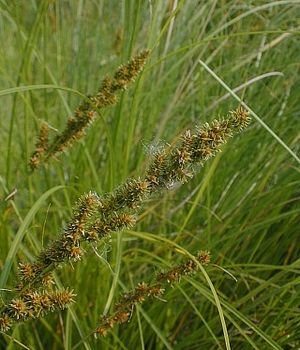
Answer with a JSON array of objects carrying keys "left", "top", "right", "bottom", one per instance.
[
  {"left": 29, "top": 123, "right": 49, "bottom": 169},
  {"left": 87, "top": 212, "right": 136, "bottom": 241},
  {"left": 0, "top": 314, "right": 12, "bottom": 332},
  {"left": 229, "top": 106, "right": 251, "bottom": 130},
  {"left": 36, "top": 192, "right": 101, "bottom": 270},
  {"left": 18, "top": 262, "right": 36, "bottom": 283},
  {"left": 100, "top": 178, "right": 150, "bottom": 214},
  {"left": 8, "top": 299, "right": 29, "bottom": 320},
  {"left": 156, "top": 250, "right": 211, "bottom": 283},
  {"left": 41, "top": 274, "right": 55, "bottom": 288}
]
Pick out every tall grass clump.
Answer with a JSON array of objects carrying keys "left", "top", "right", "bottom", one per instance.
[{"left": 0, "top": 1, "right": 299, "bottom": 349}]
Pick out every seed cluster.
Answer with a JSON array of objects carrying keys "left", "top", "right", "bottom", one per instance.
[
  {"left": 95, "top": 251, "right": 210, "bottom": 337},
  {"left": 0, "top": 289, "right": 75, "bottom": 332},
  {"left": 29, "top": 123, "right": 49, "bottom": 169},
  {"left": 146, "top": 107, "right": 251, "bottom": 188},
  {"left": 156, "top": 250, "right": 211, "bottom": 283},
  {"left": 96, "top": 282, "right": 165, "bottom": 337},
  {"left": 29, "top": 50, "right": 150, "bottom": 169}
]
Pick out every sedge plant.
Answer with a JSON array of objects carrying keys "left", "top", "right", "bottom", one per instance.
[{"left": 1, "top": 72, "right": 250, "bottom": 335}]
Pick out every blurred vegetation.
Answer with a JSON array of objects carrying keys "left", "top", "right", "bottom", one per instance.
[{"left": 0, "top": 1, "right": 299, "bottom": 349}]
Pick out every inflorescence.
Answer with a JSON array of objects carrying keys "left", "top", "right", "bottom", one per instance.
[
  {"left": 29, "top": 50, "right": 150, "bottom": 169},
  {"left": 21, "top": 106, "right": 249, "bottom": 291},
  {"left": 1, "top": 105, "right": 250, "bottom": 334},
  {"left": 0, "top": 289, "right": 75, "bottom": 332},
  {"left": 95, "top": 251, "right": 211, "bottom": 337}
]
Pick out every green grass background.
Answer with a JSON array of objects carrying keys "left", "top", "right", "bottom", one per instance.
[{"left": 0, "top": 0, "right": 300, "bottom": 349}]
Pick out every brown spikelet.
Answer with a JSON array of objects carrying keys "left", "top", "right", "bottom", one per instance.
[
  {"left": 156, "top": 250, "right": 211, "bottom": 284},
  {"left": 48, "top": 289, "right": 76, "bottom": 310},
  {"left": 198, "top": 250, "right": 211, "bottom": 265},
  {"left": 0, "top": 314, "right": 11, "bottom": 332},
  {"left": 100, "top": 178, "right": 150, "bottom": 214},
  {"left": 0, "top": 288, "right": 76, "bottom": 331},
  {"left": 29, "top": 123, "right": 49, "bottom": 169},
  {"left": 8, "top": 299, "right": 29, "bottom": 320},
  {"left": 229, "top": 106, "right": 251, "bottom": 130},
  {"left": 112, "top": 49, "right": 150, "bottom": 90},
  {"left": 18, "top": 262, "right": 36, "bottom": 283},
  {"left": 87, "top": 212, "right": 136, "bottom": 240},
  {"left": 41, "top": 274, "right": 55, "bottom": 288},
  {"left": 68, "top": 245, "right": 82, "bottom": 261},
  {"left": 24, "top": 291, "right": 52, "bottom": 317}
]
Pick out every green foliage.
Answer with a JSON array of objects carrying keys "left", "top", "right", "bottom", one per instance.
[{"left": 0, "top": 1, "right": 299, "bottom": 349}]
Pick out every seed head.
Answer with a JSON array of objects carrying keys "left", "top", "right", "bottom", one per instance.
[
  {"left": 0, "top": 314, "right": 11, "bottom": 332},
  {"left": 9, "top": 299, "right": 29, "bottom": 320},
  {"left": 229, "top": 106, "right": 251, "bottom": 130}
]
